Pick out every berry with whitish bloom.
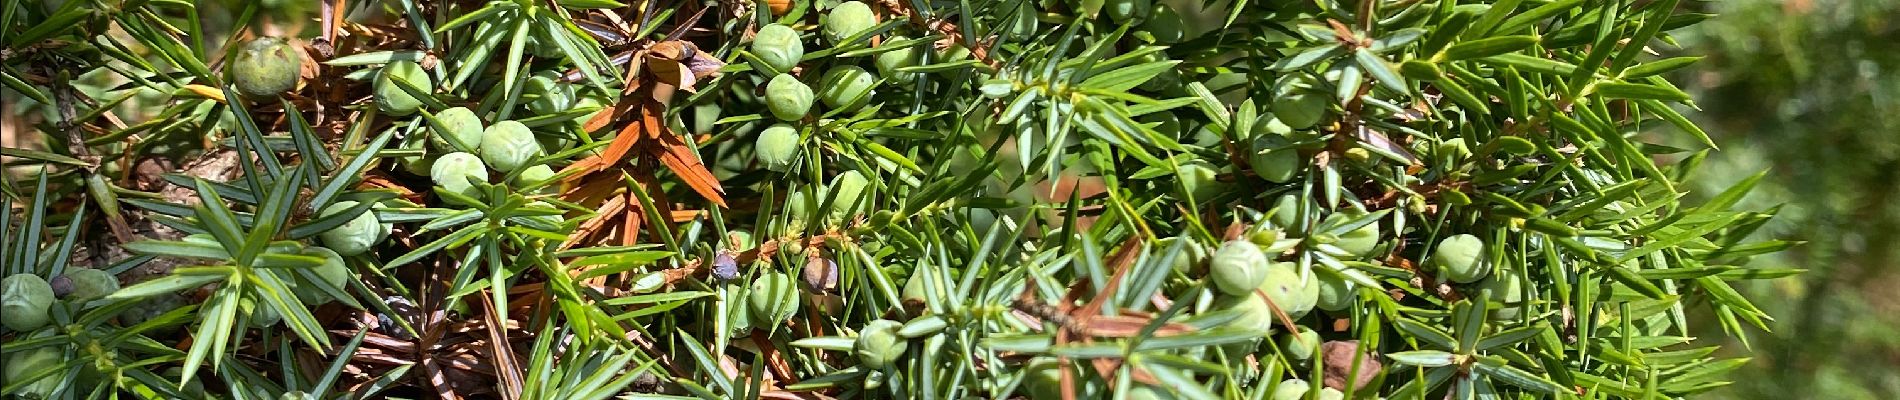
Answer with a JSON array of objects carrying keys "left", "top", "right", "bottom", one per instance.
[
  {"left": 823, "top": 1, "right": 878, "bottom": 44},
  {"left": 1272, "top": 379, "right": 1311, "bottom": 400},
  {"left": 802, "top": 257, "right": 840, "bottom": 292},
  {"left": 1315, "top": 271, "right": 1354, "bottom": 311},
  {"left": 748, "top": 271, "right": 800, "bottom": 324},
  {"left": 1259, "top": 264, "right": 1319, "bottom": 319},
  {"left": 712, "top": 252, "right": 740, "bottom": 282},
  {"left": 293, "top": 247, "right": 351, "bottom": 304},
  {"left": 855, "top": 319, "right": 908, "bottom": 369},
  {"left": 751, "top": 24, "right": 804, "bottom": 76},
  {"left": 2, "top": 273, "right": 55, "bottom": 331},
  {"left": 1281, "top": 327, "right": 1321, "bottom": 362},
  {"left": 480, "top": 120, "right": 541, "bottom": 173},
  {"left": 57, "top": 268, "right": 119, "bottom": 303},
  {"left": 431, "top": 152, "right": 489, "bottom": 199},
  {"left": 818, "top": 66, "right": 877, "bottom": 112},
  {"left": 429, "top": 107, "right": 484, "bottom": 151},
  {"left": 1208, "top": 240, "right": 1269, "bottom": 296},
  {"left": 374, "top": 60, "right": 431, "bottom": 116},
  {"left": 765, "top": 74, "right": 815, "bottom": 121},
  {"left": 318, "top": 201, "right": 389, "bottom": 256},
  {"left": 1433, "top": 234, "right": 1489, "bottom": 283},
  {"left": 515, "top": 164, "right": 557, "bottom": 187},
  {"left": 1272, "top": 90, "right": 1328, "bottom": 129},
  {"left": 873, "top": 36, "right": 922, "bottom": 83},
  {"left": 230, "top": 37, "right": 303, "bottom": 98},
  {"left": 755, "top": 124, "right": 800, "bottom": 171}
]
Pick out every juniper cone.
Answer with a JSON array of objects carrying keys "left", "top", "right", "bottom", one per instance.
[
  {"left": 0, "top": 0, "right": 1807, "bottom": 398},
  {"left": 374, "top": 60, "right": 430, "bottom": 115},
  {"left": 230, "top": 37, "right": 302, "bottom": 97}
]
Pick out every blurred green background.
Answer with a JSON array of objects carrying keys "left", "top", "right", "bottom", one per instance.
[{"left": 1675, "top": 0, "right": 1900, "bottom": 398}]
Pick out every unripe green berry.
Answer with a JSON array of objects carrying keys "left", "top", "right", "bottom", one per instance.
[
  {"left": 1208, "top": 240, "right": 1268, "bottom": 296},
  {"left": 1272, "top": 91, "right": 1327, "bottom": 130},
  {"left": 525, "top": 74, "right": 575, "bottom": 116},
  {"left": 873, "top": 36, "right": 922, "bottom": 83},
  {"left": 515, "top": 164, "right": 557, "bottom": 187},
  {"left": 1280, "top": 327, "right": 1321, "bottom": 362},
  {"left": 748, "top": 272, "right": 800, "bottom": 324},
  {"left": 855, "top": 319, "right": 908, "bottom": 369},
  {"left": 828, "top": 170, "right": 871, "bottom": 222},
  {"left": 397, "top": 131, "right": 433, "bottom": 175},
  {"left": 1272, "top": 379, "right": 1311, "bottom": 400},
  {"left": 2, "top": 273, "right": 55, "bottom": 331},
  {"left": 318, "top": 201, "right": 388, "bottom": 256},
  {"left": 1022, "top": 356, "right": 1102, "bottom": 399},
  {"left": 293, "top": 247, "right": 350, "bottom": 304},
  {"left": 1178, "top": 160, "right": 1222, "bottom": 202},
  {"left": 231, "top": 37, "right": 303, "bottom": 98},
  {"left": 1004, "top": 5, "right": 1040, "bottom": 39},
  {"left": 519, "top": 201, "right": 566, "bottom": 229},
  {"left": 1251, "top": 134, "right": 1303, "bottom": 183},
  {"left": 244, "top": 296, "right": 281, "bottom": 328},
  {"left": 281, "top": 391, "right": 311, "bottom": 400},
  {"left": 1324, "top": 213, "right": 1381, "bottom": 258},
  {"left": 755, "top": 124, "right": 800, "bottom": 171},
  {"left": 1483, "top": 265, "right": 1527, "bottom": 321},
  {"left": 1155, "top": 237, "right": 1207, "bottom": 274},
  {"left": 60, "top": 268, "right": 119, "bottom": 303},
  {"left": 374, "top": 60, "right": 431, "bottom": 116},
  {"left": 1433, "top": 234, "right": 1489, "bottom": 283},
  {"left": 823, "top": 1, "right": 879, "bottom": 44},
  {"left": 1220, "top": 292, "right": 1275, "bottom": 333},
  {"left": 751, "top": 24, "right": 804, "bottom": 76},
  {"left": 1143, "top": 5, "right": 1187, "bottom": 43},
  {"left": 1259, "top": 264, "right": 1319, "bottom": 319},
  {"left": 1314, "top": 271, "right": 1354, "bottom": 311},
  {"left": 818, "top": 66, "right": 877, "bottom": 112},
  {"left": 1128, "top": 385, "right": 1178, "bottom": 400},
  {"left": 480, "top": 120, "right": 541, "bottom": 172},
  {"left": 431, "top": 152, "right": 489, "bottom": 199},
  {"left": 765, "top": 74, "right": 815, "bottom": 121},
  {"left": 901, "top": 267, "right": 932, "bottom": 304},
  {"left": 1318, "top": 387, "right": 1345, "bottom": 400},
  {"left": 3, "top": 343, "right": 61, "bottom": 397},
  {"left": 1255, "top": 113, "right": 1296, "bottom": 137},
  {"left": 430, "top": 106, "right": 485, "bottom": 151},
  {"left": 1437, "top": 137, "right": 1471, "bottom": 163},
  {"left": 1103, "top": 0, "right": 1150, "bottom": 22},
  {"left": 1271, "top": 194, "right": 1307, "bottom": 229}
]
